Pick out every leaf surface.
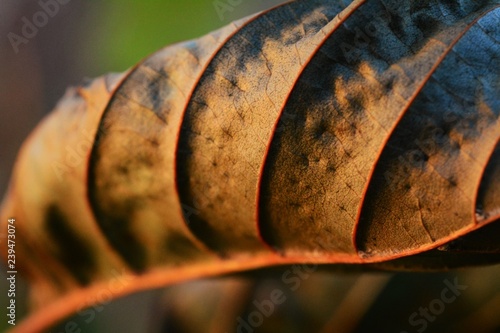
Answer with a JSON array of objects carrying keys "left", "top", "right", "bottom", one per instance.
[{"left": 1, "top": 0, "right": 499, "bottom": 331}]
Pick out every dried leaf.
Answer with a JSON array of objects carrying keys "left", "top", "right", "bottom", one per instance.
[{"left": 1, "top": 0, "right": 499, "bottom": 331}]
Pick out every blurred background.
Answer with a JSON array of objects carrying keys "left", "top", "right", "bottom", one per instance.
[{"left": 1, "top": 1, "right": 500, "bottom": 332}]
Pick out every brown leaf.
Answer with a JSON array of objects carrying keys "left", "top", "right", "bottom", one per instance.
[{"left": 1, "top": 0, "right": 499, "bottom": 331}]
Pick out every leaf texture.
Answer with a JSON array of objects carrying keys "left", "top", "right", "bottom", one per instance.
[{"left": 1, "top": 0, "right": 499, "bottom": 331}]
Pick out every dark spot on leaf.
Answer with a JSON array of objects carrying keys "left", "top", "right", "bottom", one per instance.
[
  {"left": 88, "top": 151, "right": 148, "bottom": 273},
  {"left": 45, "top": 205, "right": 96, "bottom": 286},
  {"left": 447, "top": 176, "right": 458, "bottom": 187},
  {"left": 163, "top": 232, "right": 201, "bottom": 260},
  {"left": 93, "top": 208, "right": 148, "bottom": 273}
]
